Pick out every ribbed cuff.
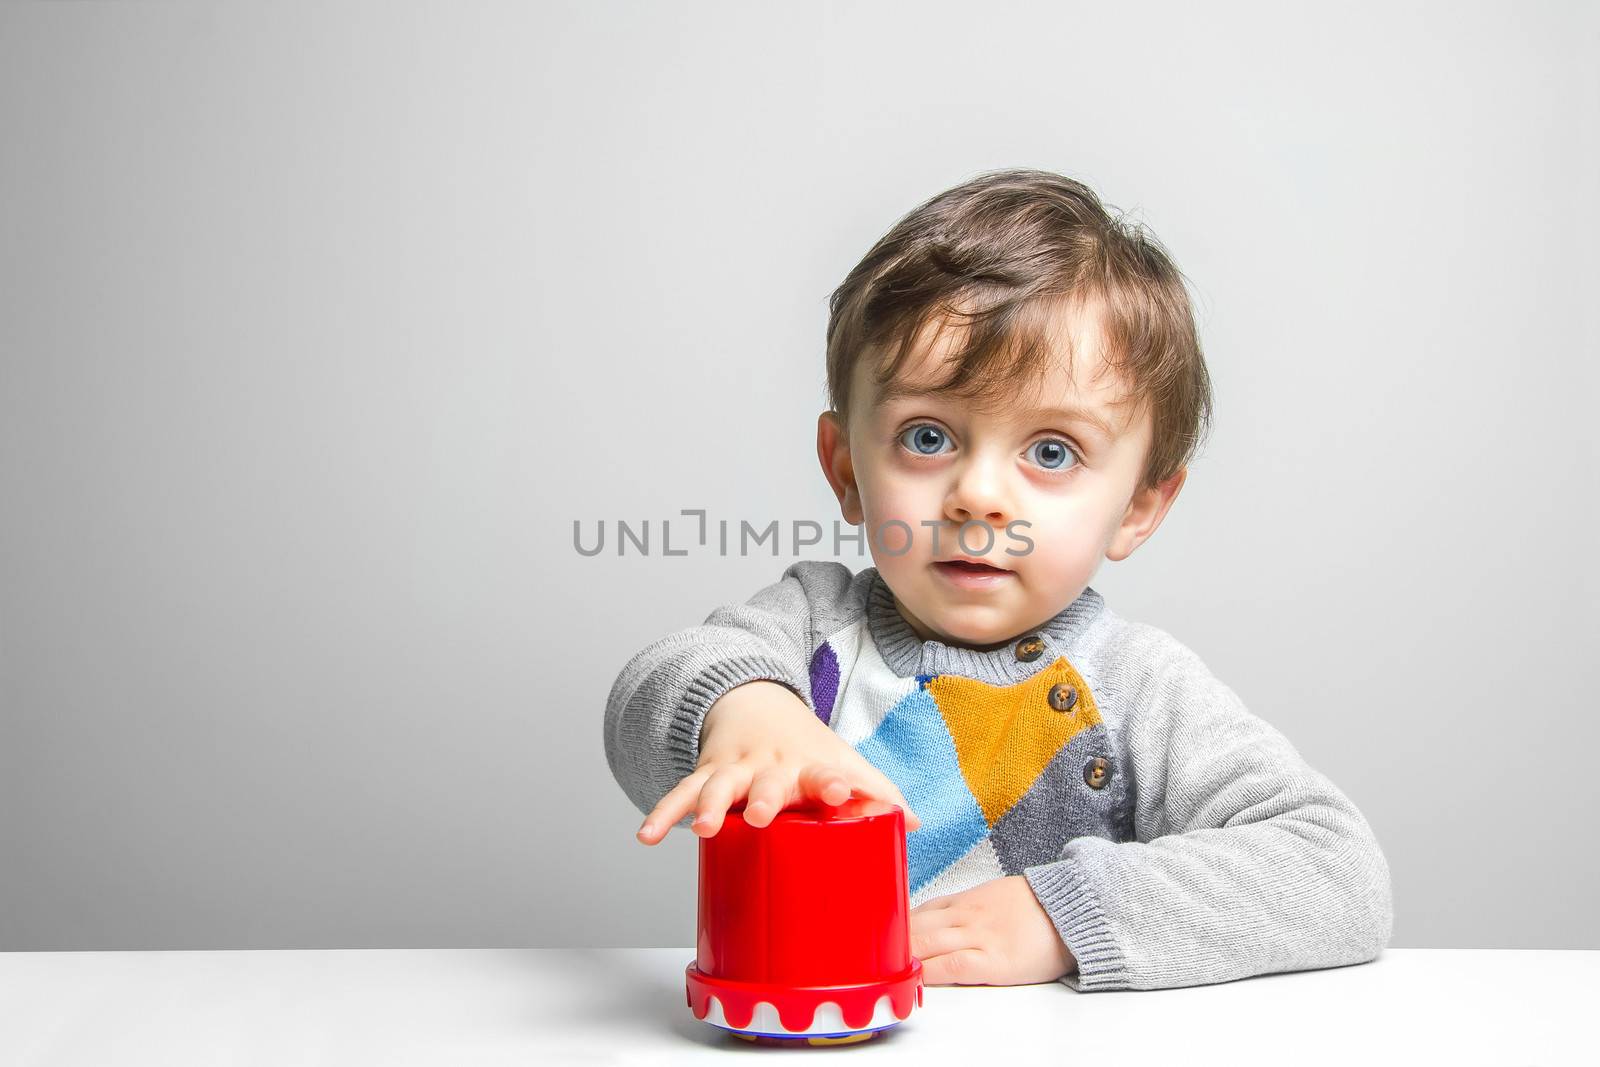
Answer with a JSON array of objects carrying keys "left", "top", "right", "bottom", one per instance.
[
  {"left": 1024, "top": 857, "right": 1131, "bottom": 992},
  {"left": 664, "top": 654, "right": 810, "bottom": 785}
]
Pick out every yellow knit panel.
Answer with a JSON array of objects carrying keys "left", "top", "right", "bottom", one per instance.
[{"left": 926, "top": 656, "right": 1102, "bottom": 825}]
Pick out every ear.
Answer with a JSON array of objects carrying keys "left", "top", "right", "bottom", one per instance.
[
  {"left": 1106, "top": 466, "right": 1187, "bottom": 562},
  {"left": 817, "top": 411, "right": 864, "bottom": 526}
]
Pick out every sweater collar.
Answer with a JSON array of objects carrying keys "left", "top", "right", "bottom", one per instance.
[{"left": 865, "top": 568, "right": 1106, "bottom": 684}]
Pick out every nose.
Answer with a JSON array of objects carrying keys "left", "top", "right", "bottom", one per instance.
[{"left": 943, "top": 451, "right": 1013, "bottom": 528}]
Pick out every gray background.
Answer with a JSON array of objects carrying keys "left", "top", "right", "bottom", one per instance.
[{"left": 2, "top": 1, "right": 1595, "bottom": 951}]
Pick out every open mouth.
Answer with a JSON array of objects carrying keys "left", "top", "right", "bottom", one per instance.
[
  {"left": 936, "top": 559, "right": 1008, "bottom": 574},
  {"left": 932, "top": 558, "right": 1013, "bottom": 583}
]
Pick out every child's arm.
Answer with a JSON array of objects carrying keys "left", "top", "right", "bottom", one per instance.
[
  {"left": 1020, "top": 624, "right": 1394, "bottom": 992},
  {"left": 603, "top": 561, "right": 916, "bottom": 838}
]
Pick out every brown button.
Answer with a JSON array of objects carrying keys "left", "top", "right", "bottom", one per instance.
[
  {"left": 1014, "top": 636, "right": 1045, "bottom": 662},
  {"left": 1047, "top": 683, "right": 1078, "bottom": 713},
  {"left": 1083, "top": 757, "right": 1111, "bottom": 790}
]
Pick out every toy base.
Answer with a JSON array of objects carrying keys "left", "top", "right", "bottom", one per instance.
[
  {"left": 686, "top": 961, "right": 922, "bottom": 1039},
  {"left": 731, "top": 1027, "right": 892, "bottom": 1047},
  {"left": 694, "top": 989, "right": 908, "bottom": 1039}
]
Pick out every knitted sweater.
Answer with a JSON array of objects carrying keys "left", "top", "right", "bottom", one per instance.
[{"left": 603, "top": 560, "right": 1393, "bottom": 992}]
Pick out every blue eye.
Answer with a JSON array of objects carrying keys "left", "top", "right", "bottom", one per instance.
[
  {"left": 1028, "top": 438, "right": 1078, "bottom": 471},
  {"left": 899, "top": 424, "right": 951, "bottom": 456}
]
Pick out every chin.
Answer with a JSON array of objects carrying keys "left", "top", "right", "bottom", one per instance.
[{"left": 922, "top": 604, "right": 1019, "bottom": 647}]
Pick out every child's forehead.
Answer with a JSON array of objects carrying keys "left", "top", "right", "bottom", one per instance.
[{"left": 855, "top": 301, "right": 1140, "bottom": 434}]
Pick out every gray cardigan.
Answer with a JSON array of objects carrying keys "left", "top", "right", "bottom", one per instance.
[{"left": 603, "top": 560, "right": 1393, "bottom": 992}]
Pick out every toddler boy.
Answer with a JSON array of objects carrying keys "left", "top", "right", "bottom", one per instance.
[{"left": 603, "top": 168, "right": 1393, "bottom": 992}]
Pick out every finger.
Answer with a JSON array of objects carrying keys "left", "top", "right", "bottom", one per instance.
[
  {"left": 910, "top": 921, "right": 972, "bottom": 962},
  {"left": 839, "top": 753, "right": 916, "bottom": 814},
  {"left": 843, "top": 766, "right": 921, "bottom": 830},
  {"left": 638, "top": 767, "right": 715, "bottom": 845},
  {"left": 743, "top": 767, "right": 793, "bottom": 828},
  {"left": 691, "top": 764, "right": 755, "bottom": 837},
  {"left": 910, "top": 894, "right": 958, "bottom": 915},
  {"left": 797, "top": 765, "right": 852, "bottom": 807},
  {"left": 920, "top": 948, "right": 990, "bottom": 987}
]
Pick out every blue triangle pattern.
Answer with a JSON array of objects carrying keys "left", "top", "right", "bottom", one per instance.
[{"left": 853, "top": 684, "right": 988, "bottom": 894}]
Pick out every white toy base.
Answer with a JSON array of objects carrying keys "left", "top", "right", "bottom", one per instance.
[{"left": 697, "top": 992, "right": 906, "bottom": 1042}]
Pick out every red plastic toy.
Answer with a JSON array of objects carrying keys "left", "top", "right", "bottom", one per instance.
[{"left": 684, "top": 798, "right": 924, "bottom": 1045}]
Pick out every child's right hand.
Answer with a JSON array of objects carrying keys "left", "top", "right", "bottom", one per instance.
[{"left": 635, "top": 679, "right": 922, "bottom": 843}]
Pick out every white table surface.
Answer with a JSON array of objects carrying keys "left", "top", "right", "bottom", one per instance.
[{"left": 0, "top": 947, "right": 1593, "bottom": 1066}]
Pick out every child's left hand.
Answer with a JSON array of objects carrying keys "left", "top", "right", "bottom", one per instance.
[{"left": 909, "top": 875, "right": 1077, "bottom": 986}]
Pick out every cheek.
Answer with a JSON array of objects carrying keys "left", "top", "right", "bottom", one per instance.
[
  {"left": 858, "top": 466, "right": 934, "bottom": 526},
  {"left": 1017, "top": 500, "right": 1112, "bottom": 569},
  {"left": 857, "top": 470, "right": 946, "bottom": 563}
]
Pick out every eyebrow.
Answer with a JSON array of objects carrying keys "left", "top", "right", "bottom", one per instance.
[
  {"left": 879, "top": 384, "right": 1121, "bottom": 442},
  {"left": 1024, "top": 405, "right": 1121, "bottom": 442}
]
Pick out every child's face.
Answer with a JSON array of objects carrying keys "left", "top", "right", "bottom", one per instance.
[{"left": 818, "top": 299, "right": 1186, "bottom": 648}]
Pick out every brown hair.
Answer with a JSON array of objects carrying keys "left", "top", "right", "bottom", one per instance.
[{"left": 825, "top": 168, "right": 1213, "bottom": 491}]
